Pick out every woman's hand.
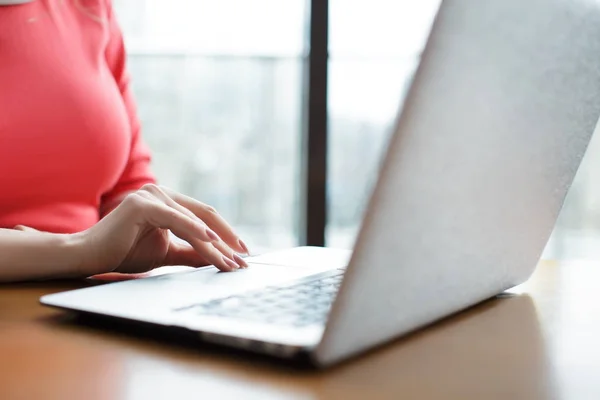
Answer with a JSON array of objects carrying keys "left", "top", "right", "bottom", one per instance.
[{"left": 75, "top": 184, "right": 249, "bottom": 276}]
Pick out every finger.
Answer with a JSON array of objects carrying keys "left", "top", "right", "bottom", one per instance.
[
  {"left": 138, "top": 185, "right": 220, "bottom": 242},
  {"left": 139, "top": 184, "right": 204, "bottom": 226},
  {"left": 13, "top": 225, "right": 40, "bottom": 232},
  {"left": 182, "top": 237, "right": 241, "bottom": 272},
  {"left": 129, "top": 195, "right": 239, "bottom": 272},
  {"left": 212, "top": 239, "right": 248, "bottom": 268},
  {"left": 160, "top": 187, "right": 249, "bottom": 254},
  {"left": 165, "top": 242, "right": 211, "bottom": 267},
  {"left": 125, "top": 193, "right": 216, "bottom": 243}
]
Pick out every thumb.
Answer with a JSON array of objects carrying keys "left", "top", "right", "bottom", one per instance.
[
  {"left": 164, "top": 242, "right": 211, "bottom": 267},
  {"left": 13, "top": 225, "right": 41, "bottom": 233}
]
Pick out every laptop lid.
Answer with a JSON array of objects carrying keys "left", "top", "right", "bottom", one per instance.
[{"left": 315, "top": 0, "right": 600, "bottom": 366}]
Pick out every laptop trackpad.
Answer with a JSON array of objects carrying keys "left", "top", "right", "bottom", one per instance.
[
  {"left": 41, "top": 263, "right": 336, "bottom": 317},
  {"left": 41, "top": 247, "right": 349, "bottom": 319}
]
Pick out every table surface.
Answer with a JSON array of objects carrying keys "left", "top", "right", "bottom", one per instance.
[{"left": 1, "top": 259, "right": 599, "bottom": 400}]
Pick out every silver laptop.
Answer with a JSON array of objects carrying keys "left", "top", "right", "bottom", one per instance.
[{"left": 41, "top": 0, "right": 600, "bottom": 367}]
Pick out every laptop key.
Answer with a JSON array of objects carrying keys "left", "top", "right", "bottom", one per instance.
[{"left": 189, "top": 270, "right": 345, "bottom": 327}]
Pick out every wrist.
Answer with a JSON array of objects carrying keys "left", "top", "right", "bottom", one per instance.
[{"left": 59, "top": 232, "right": 90, "bottom": 278}]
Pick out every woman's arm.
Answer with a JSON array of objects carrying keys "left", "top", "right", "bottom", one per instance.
[
  {"left": 0, "top": 229, "right": 85, "bottom": 282},
  {"left": 0, "top": 185, "right": 249, "bottom": 283}
]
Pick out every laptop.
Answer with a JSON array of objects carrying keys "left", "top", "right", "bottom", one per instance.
[{"left": 41, "top": 0, "right": 600, "bottom": 367}]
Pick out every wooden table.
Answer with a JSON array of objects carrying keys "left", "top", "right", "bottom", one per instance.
[{"left": 1, "top": 260, "right": 599, "bottom": 400}]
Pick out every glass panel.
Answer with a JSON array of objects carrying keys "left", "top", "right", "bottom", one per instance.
[
  {"left": 115, "top": 0, "right": 305, "bottom": 56},
  {"left": 542, "top": 125, "right": 600, "bottom": 259},
  {"left": 114, "top": 0, "right": 305, "bottom": 250},
  {"left": 329, "top": 0, "right": 441, "bottom": 58},
  {"left": 326, "top": 0, "right": 440, "bottom": 248},
  {"left": 326, "top": 59, "right": 417, "bottom": 248},
  {"left": 327, "top": 0, "right": 600, "bottom": 258}
]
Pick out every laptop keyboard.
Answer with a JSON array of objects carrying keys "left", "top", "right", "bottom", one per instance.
[{"left": 186, "top": 270, "right": 344, "bottom": 328}]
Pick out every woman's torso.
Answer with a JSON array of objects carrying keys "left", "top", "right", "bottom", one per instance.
[{"left": 0, "top": 0, "right": 131, "bottom": 233}]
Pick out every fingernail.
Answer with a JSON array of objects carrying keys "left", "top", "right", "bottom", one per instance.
[
  {"left": 222, "top": 256, "right": 239, "bottom": 271},
  {"left": 233, "top": 253, "right": 248, "bottom": 269},
  {"left": 206, "top": 228, "right": 219, "bottom": 241},
  {"left": 238, "top": 239, "right": 250, "bottom": 255}
]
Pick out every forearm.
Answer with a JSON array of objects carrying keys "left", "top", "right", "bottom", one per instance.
[{"left": 0, "top": 229, "right": 86, "bottom": 282}]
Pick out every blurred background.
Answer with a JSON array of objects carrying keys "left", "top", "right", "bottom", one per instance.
[{"left": 113, "top": 0, "right": 600, "bottom": 259}]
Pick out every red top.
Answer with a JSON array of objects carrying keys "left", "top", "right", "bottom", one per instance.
[{"left": 0, "top": 0, "right": 155, "bottom": 233}]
